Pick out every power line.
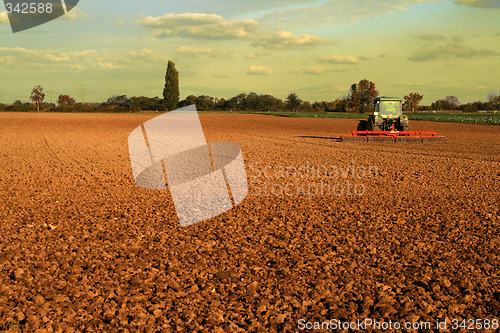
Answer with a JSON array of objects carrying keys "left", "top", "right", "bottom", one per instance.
[
  {"left": 75, "top": 83, "right": 89, "bottom": 103},
  {"left": 46, "top": 86, "right": 55, "bottom": 103}
]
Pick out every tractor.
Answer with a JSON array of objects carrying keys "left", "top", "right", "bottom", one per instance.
[
  {"left": 357, "top": 97, "right": 409, "bottom": 131},
  {"left": 341, "top": 97, "right": 446, "bottom": 142}
]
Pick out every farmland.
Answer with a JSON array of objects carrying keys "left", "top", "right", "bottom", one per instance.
[
  {"left": 247, "top": 111, "right": 500, "bottom": 125},
  {"left": 0, "top": 113, "right": 499, "bottom": 332}
]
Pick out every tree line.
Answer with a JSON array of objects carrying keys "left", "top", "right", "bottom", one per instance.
[{"left": 1, "top": 60, "right": 499, "bottom": 112}]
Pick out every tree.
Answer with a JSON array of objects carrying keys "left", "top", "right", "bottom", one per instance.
[
  {"left": 163, "top": 60, "right": 180, "bottom": 111},
  {"left": 431, "top": 99, "right": 453, "bottom": 110},
  {"left": 404, "top": 92, "right": 424, "bottom": 112},
  {"left": 350, "top": 79, "right": 378, "bottom": 105},
  {"left": 30, "top": 85, "right": 45, "bottom": 112},
  {"left": 445, "top": 95, "right": 460, "bottom": 109},
  {"left": 57, "top": 94, "right": 76, "bottom": 106},
  {"left": 348, "top": 83, "right": 359, "bottom": 109},
  {"left": 286, "top": 93, "right": 302, "bottom": 111},
  {"left": 348, "top": 79, "right": 379, "bottom": 111},
  {"left": 106, "top": 95, "right": 130, "bottom": 107}
]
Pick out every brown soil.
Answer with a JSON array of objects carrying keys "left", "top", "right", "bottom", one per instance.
[{"left": 1, "top": 113, "right": 499, "bottom": 332}]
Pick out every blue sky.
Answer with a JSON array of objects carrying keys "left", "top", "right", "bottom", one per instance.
[{"left": 0, "top": 0, "right": 499, "bottom": 104}]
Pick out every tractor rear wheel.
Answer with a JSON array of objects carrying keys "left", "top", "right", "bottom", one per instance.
[
  {"left": 357, "top": 120, "right": 367, "bottom": 131},
  {"left": 367, "top": 118, "right": 380, "bottom": 131}
]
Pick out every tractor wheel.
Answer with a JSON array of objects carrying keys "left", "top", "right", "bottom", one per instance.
[
  {"left": 398, "top": 122, "right": 409, "bottom": 131},
  {"left": 357, "top": 120, "right": 367, "bottom": 131},
  {"left": 367, "top": 119, "right": 380, "bottom": 131}
]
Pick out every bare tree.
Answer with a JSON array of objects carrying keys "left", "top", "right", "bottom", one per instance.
[{"left": 445, "top": 95, "right": 460, "bottom": 108}]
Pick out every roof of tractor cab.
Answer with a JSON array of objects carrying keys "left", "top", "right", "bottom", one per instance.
[{"left": 375, "top": 97, "right": 403, "bottom": 102}]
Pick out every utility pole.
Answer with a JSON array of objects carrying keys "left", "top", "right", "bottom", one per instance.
[
  {"left": 76, "top": 83, "right": 88, "bottom": 103},
  {"left": 46, "top": 86, "right": 55, "bottom": 103}
]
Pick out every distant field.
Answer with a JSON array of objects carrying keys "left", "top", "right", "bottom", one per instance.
[
  {"left": 406, "top": 112, "right": 500, "bottom": 125},
  {"left": 3, "top": 110, "right": 499, "bottom": 125},
  {"left": 244, "top": 111, "right": 500, "bottom": 125}
]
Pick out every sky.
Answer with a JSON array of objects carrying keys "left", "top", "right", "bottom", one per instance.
[{"left": 0, "top": 0, "right": 499, "bottom": 104}]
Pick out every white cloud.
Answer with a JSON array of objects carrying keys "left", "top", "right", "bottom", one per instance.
[
  {"left": 252, "top": 30, "right": 323, "bottom": 50},
  {"left": 455, "top": 0, "right": 500, "bottom": 8},
  {"left": 123, "top": 49, "right": 169, "bottom": 63},
  {"left": 136, "top": 13, "right": 223, "bottom": 27},
  {"left": 258, "top": 0, "right": 442, "bottom": 29},
  {"left": 136, "top": 12, "right": 324, "bottom": 50},
  {"left": 176, "top": 46, "right": 234, "bottom": 57},
  {"left": 293, "top": 66, "right": 347, "bottom": 75},
  {"left": 0, "top": 11, "right": 9, "bottom": 24},
  {"left": 0, "top": 47, "right": 167, "bottom": 72},
  {"left": 246, "top": 65, "right": 271, "bottom": 75},
  {"left": 137, "top": 13, "right": 259, "bottom": 40},
  {"left": 245, "top": 51, "right": 273, "bottom": 59},
  {"left": 317, "top": 55, "right": 360, "bottom": 64},
  {"left": 408, "top": 42, "right": 499, "bottom": 61},
  {"left": 63, "top": 8, "right": 90, "bottom": 20}
]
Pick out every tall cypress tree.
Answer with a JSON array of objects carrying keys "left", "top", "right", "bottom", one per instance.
[{"left": 163, "top": 61, "right": 180, "bottom": 111}]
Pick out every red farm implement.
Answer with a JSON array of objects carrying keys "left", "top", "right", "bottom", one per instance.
[{"left": 341, "top": 128, "right": 447, "bottom": 143}]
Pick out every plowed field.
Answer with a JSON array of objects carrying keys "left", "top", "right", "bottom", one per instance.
[{"left": 1, "top": 113, "right": 499, "bottom": 332}]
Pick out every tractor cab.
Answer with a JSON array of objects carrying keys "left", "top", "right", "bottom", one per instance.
[{"left": 374, "top": 98, "right": 403, "bottom": 117}]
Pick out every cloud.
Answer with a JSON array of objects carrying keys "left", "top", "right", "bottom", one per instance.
[
  {"left": 408, "top": 42, "right": 499, "bottom": 61},
  {"left": 0, "top": 47, "right": 167, "bottom": 71},
  {"left": 63, "top": 8, "right": 90, "bottom": 20},
  {"left": 454, "top": 0, "right": 500, "bottom": 8},
  {"left": 251, "top": 30, "right": 323, "bottom": 50},
  {"left": 452, "top": 35, "right": 464, "bottom": 43},
  {"left": 358, "top": 55, "right": 373, "bottom": 61},
  {"left": 245, "top": 51, "right": 272, "bottom": 59},
  {"left": 299, "top": 84, "right": 349, "bottom": 95},
  {"left": 122, "top": 49, "right": 169, "bottom": 63},
  {"left": 176, "top": 46, "right": 234, "bottom": 57},
  {"left": 0, "top": 12, "right": 9, "bottom": 24},
  {"left": 136, "top": 13, "right": 258, "bottom": 40},
  {"left": 414, "top": 34, "right": 447, "bottom": 41},
  {"left": 293, "top": 66, "right": 348, "bottom": 75},
  {"left": 392, "top": 81, "right": 427, "bottom": 87},
  {"left": 258, "top": 0, "right": 442, "bottom": 29},
  {"left": 246, "top": 65, "right": 271, "bottom": 75},
  {"left": 136, "top": 13, "right": 223, "bottom": 27},
  {"left": 136, "top": 12, "right": 324, "bottom": 50},
  {"left": 116, "top": 19, "right": 125, "bottom": 25},
  {"left": 0, "top": 48, "right": 118, "bottom": 70},
  {"left": 317, "top": 55, "right": 360, "bottom": 64}
]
